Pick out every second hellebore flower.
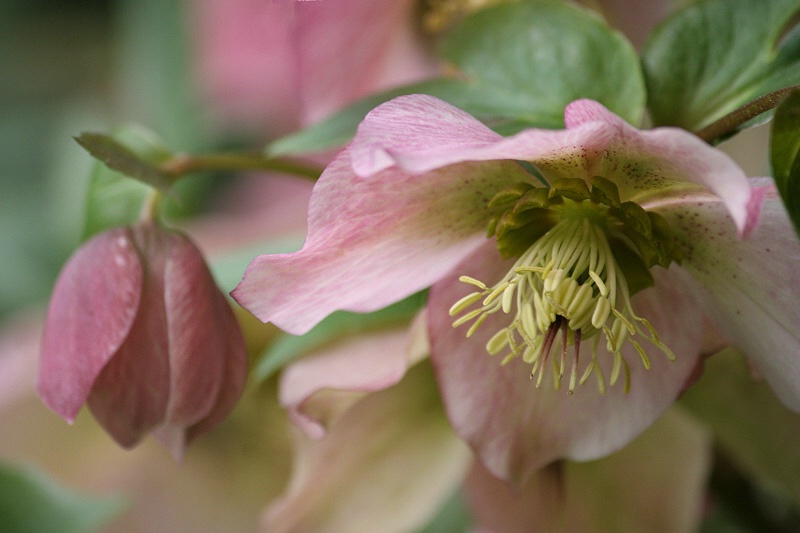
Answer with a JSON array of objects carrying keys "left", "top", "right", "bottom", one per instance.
[
  {"left": 234, "top": 94, "right": 800, "bottom": 483},
  {"left": 38, "top": 221, "right": 248, "bottom": 458}
]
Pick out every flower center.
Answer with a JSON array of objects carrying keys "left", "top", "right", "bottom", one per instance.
[{"left": 449, "top": 177, "right": 679, "bottom": 393}]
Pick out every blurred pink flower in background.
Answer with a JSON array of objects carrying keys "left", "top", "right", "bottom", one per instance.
[{"left": 192, "top": 0, "right": 436, "bottom": 135}]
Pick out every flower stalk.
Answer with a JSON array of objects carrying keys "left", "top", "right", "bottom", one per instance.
[
  {"left": 160, "top": 151, "right": 324, "bottom": 180},
  {"left": 693, "top": 84, "right": 800, "bottom": 143}
]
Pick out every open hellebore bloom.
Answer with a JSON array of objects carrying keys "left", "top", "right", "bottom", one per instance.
[
  {"left": 38, "top": 221, "right": 247, "bottom": 458},
  {"left": 234, "top": 94, "right": 800, "bottom": 483}
]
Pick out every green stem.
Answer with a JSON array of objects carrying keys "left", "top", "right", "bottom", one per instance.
[
  {"left": 694, "top": 84, "right": 800, "bottom": 143},
  {"left": 139, "top": 188, "right": 162, "bottom": 223},
  {"left": 160, "top": 152, "right": 324, "bottom": 180}
]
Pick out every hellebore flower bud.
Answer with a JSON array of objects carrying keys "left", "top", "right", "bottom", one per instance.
[{"left": 37, "top": 221, "right": 247, "bottom": 458}]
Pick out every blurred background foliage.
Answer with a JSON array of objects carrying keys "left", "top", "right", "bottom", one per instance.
[{"left": 0, "top": 0, "right": 233, "bottom": 319}]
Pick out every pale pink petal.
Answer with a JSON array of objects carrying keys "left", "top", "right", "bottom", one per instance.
[
  {"left": 350, "top": 94, "right": 505, "bottom": 176},
  {"left": 660, "top": 181, "right": 800, "bottom": 411},
  {"left": 280, "top": 326, "right": 415, "bottom": 439},
  {"left": 37, "top": 228, "right": 142, "bottom": 423},
  {"left": 262, "top": 362, "right": 472, "bottom": 533},
  {"left": 467, "top": 409, "right": 710, "bottom": 533},
  {"left": 565, "top": 99, "right": 757, "bottom": 235},
  {"left": 352, "top": 95, "right": 755, "bottom": 234},
  {"left": 350, "top": 94, "right": 614, "bottom": 177},
  {"left": 429, "top": 242, "right": 705, "bottom": 485},
  {"left": 233, "top": 152, "right": 531, "bottom": 334}
]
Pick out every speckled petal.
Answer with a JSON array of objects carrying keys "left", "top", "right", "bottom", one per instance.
[
  {"left": 233, "top": 151, "right": 530, "bottom": 334},
  {"left": 661, "top": 180, "right": 800, "bottom": 411},
  {"left": 350, "top": 95, "right": 756, "bottom": 235}
]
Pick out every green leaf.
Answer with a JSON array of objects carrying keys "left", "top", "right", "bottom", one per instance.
[
  {"left": 770, "top": 90, "right": 800, "bottom": 236},
  {"left": 679, "top": 348, "right": 800, "bottom": 504},
  {"left": 643, "top": 0, "right": 800, "bottom": 130},
  {"left": 439, "top": 0, "right": 645, "bottom": 126},
  {"left": 254, "top": 291, "right": 427, "bottom": 381},
  {"left": 81, "top": 125, "right": 171, "bottom": 239},
  {"left": 414, "top": 489, "right": 472, "bottom": 533},
  {"left": 0, "top": 461, "right": 125, "bottom": 533},
  {"left": 75, "top": 127, "right": 174, "bottom": 193},
  {"left": 268, "top": 0, "right": 644, "bottom": 156}
]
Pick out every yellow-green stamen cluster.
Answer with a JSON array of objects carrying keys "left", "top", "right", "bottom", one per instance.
[{"left": 449, "top": 177, "right": 679, "bottom": 394}]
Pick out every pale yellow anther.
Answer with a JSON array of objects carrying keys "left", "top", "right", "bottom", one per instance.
[
  {"left": 501, "top": 283, "right": 516, "bottom": 313},
  {"left": 449, "top": 292, "right": 483, "bottom": 316},
  {"left": 591, "top": 296, "right": 611, "bottom": 329},
  {"left": 588, "top": 270, "right": 608, "bottom": 297},
  {"left": 466, "top": 313, "right": 488, "bottom": 338},
  {"left": 459, "top": 275, "right": 488, "bottom": 290},
  {"left": 566, "top": 283, "right": 593, "bottom": 317},
  {"left": 486, "top": 328, "right": 510, "bottom": 355},
  {"left": 482, "top": 281, "right": 509, "bottom": 307}
]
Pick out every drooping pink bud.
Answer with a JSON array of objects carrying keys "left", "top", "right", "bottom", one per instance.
[{"left": 37, "top": 222, "right": 247, "bottom": 459}]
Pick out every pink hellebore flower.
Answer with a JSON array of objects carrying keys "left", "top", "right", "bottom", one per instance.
[
  {"left": 38, "top": 221, "right": 248, "bottom": 458},
  {"left": 192, "top": 0, "right": 435, "bottom": 134},
  {"left": 234, "top": 94, "right": 800, "bottom": 484}
]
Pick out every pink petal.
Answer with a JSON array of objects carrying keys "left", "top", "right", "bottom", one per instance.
[
  {"left": 181, "top": 293, "right": 248, "bottom": 448},
  {"left": 280, "top": 325, "right": 416, "bottom": 439},
  {"left": 37, "top": 228, "right": 143, "bottom": 422},
  {"left": 156, "top": 230, "right": 247, "bottom": 457},
  {"left": 350, "top": 94, "right": 505, "bottom": 176},
  {"left": 192, "top": 0, "right": 433, "bottom": 134},
  {"left": 263, "top": 362, "right": 472, "bottom": 533},
  {"left": 192, "top": 0, "right": 301, "bottom": 135},
  {"left": 352, "top": 95, "right": 755, "bottom": 234},
  {"left": 466, "top": 409, "right": 711, "bottom": 532},
  {"left": 565, "top": 99, "right": 757, "bottom": 236},
  {"left": 233, "top": 152, "right": 530, "bottom": 334},
  {"left": 429, "top": 242, "right": 705, "bottom": 485},
  {"left": 293, "top": 0, "right": 435, "bottom": 124},
  {"left": 86, "top": 227, "right": 173, "bottom": 447},
  {"left": 660, "top": 181, "right": 800, "bottom": 411}
]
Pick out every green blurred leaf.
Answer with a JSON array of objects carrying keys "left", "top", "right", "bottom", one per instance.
[
  {"left": 81, "top": 124, "right": 171, "bottom": 239},
  {"left": 254, "top": 291, "right": 427, "bottom": 381},
  {"left": 679, "top": 348, "right": 800, "bottom": 504},
  {"left": 770, "top": 90, "right": 800, "bottom": 236},
  {"left": 269, "top": 0, "right": 644, "bottom": 156},
  {"left": 75, "top": 130, "right": 173, "bottom": 192},
  {"left": 643, "top": 0, "right": 800, "bottom": 130},
  {"left": 0, "top": 462, "right": 125, "bottom": 533},
  {"left": 414, "top": 489, "right": 472, "bottom": 533},
  {"left": 439, "top": 0, "right": 645, "bottom": 126}
]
